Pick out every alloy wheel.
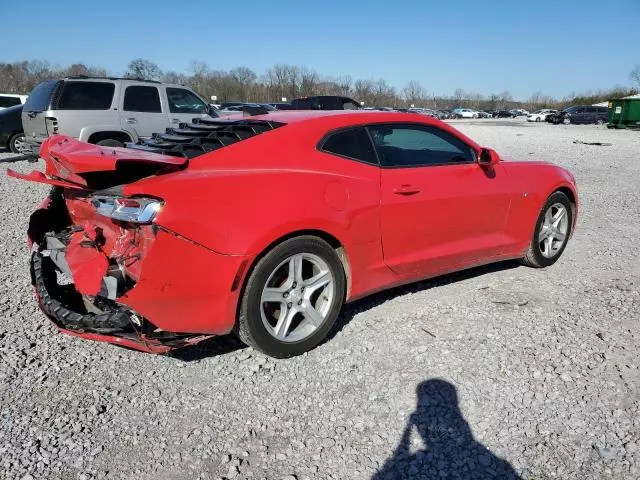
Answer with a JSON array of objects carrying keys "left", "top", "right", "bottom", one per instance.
[
  {"left": 260, "top": 253, "right": 335, "bottom": 342},
  {"left": 13, "top": 134, "right": 26, "bottom": 153},
  {"left": 538, "top": 203, "right": 569, "bottom": 258}
]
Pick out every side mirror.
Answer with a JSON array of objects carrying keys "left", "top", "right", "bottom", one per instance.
[{"left": 479, "top": 148, "right": 500, "bottom": 167}]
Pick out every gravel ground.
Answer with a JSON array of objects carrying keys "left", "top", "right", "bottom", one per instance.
[{"left": 1, "top": 119, "right": 639, "bottom": 480}]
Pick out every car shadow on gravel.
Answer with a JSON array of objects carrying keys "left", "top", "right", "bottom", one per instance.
[
  {"left": 170, "top": 260, "right": 519, "bottom": 362},
  {"left": 373, "top": 379, "right": 521, "bottom": 479},
  {"left": 168, "top": 334, "right": 246, "bottom": 361},
  {"left": 330, "top": 260, "right": 520, "bottom": 342}
]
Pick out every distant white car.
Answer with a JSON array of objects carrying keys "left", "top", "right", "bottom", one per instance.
[
  {"left": 452, "top": 108, "right": 479, "bottom": 119},
  {"left": 0, "top": 94, "right": 27, "bottom": 110},
  {"left": 527, "top": 109, "right": 558, "bottom": 122}
]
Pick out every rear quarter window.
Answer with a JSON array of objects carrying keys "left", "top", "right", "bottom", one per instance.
[
  {"left": 56, "top": 81, "right": 115, "bottom": 110},
  {"left": 320, "top": 127, "right": 378, "bottom": 165},
  {"left": 23, "top": 80, "right": 62, "bottom": 111}
]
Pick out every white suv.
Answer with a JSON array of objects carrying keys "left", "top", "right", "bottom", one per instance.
[{"left": 22, "top": 76, "right": 215, "bottom": 153}]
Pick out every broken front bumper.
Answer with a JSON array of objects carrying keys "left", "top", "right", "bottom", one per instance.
[{"left": 29, "top": 190, "right": 247, "bottom": 353}]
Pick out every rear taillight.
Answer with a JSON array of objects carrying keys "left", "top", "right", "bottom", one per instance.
[
  {"left": 45, "top": 117, "right": 58, "bottom": 135},
  {"left": 90, "top": 196, "right": 163, "bottom": 223}
]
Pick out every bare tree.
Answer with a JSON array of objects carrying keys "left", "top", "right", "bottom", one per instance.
[
  {"left": 230, "top": 66, "right": 257, "bottom": 101},
  {"left": 453, "top": 88, "right": 465, "bottom": 106},
  {"left": 299, "top": 67, "right": 319, "bottom": 97},
  {"left": 335, "top": 75, "right": 353, "bottom": 96},
  {"left": 402, "top": 80, "right": 426, "bottom": 105},
  {"left": 631, "top": 65, "right": 640, "bottom": 87},
  {"left": 126, "top": 58, "right": 162, "bottom": 80}
]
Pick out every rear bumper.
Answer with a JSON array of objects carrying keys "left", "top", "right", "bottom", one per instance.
[{"left": 28, "top": 191, "right": 247, "bottom": 352}]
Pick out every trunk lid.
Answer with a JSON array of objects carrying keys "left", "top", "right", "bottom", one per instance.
[{"left": 8, "top": 135, "right": 188, "bottom": 190}]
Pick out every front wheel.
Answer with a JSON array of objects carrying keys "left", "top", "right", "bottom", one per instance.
[
  {"left": 562, "top": 117, "right": 571, "bottom": 125},
  {"left": 237, "top": 236, "right": 346, "bottom": 358},
  {"left": 521, "top": 192, "right": 573, "bottom": 268}
]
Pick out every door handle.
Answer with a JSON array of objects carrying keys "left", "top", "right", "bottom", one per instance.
[
  {"left": 393, "top": 185, "right": 421, "bottom": 195},
  {"left": 171, "top": 118, "right": 181, "bottom": 124},
  {"left": 125, "top": 118, "right": 138, "bottom": 124}
]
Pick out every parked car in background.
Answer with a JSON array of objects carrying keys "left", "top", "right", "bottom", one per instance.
[
  {"left": 452, "top": 108, "right": 479, "bottom": 118},
  {"left": 21, "top": 76, "right": 216, "bottom": 153},
  {"left": 408, "top": 107, "right": 439, "bottom": 118},
  {"left": 548, "top": 105, "right": 608, "bottom": 125},
  {"left": 0, "top": 93, "right": 28, "bottom": 110},
  {"left": 268, "top": 102, "right": 295, "bottom": 110},
  {"left": 527, "top": 109, "right": 558, "bottom": 122},
  {"left": 291, "top": 96, "right": 360, "bottom": 110},
  {"left": 494, "top": 110, "right": 515, "bottom": 118},
  {"left": 10, "top": 110, "right": 577, "bottom": 358},
  {"left": 477, "top": 111, "right": 493, "bottom": 118},
  {"left": 0, "top": 105, "right": 26, "bottom": 153}
]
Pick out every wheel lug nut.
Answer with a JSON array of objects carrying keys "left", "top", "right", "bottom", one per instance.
[
  {"left": 283, "top": 292, "right": 289, "bottom": 298},
  {"left": 287, "top": 302, "right": 292, "bottom": 308},
  {"left": 292, "top": 282, "right": 297, "bottom": 288},
  {"left": 297, "top": 299, "right": 303, "bottom": 305}
]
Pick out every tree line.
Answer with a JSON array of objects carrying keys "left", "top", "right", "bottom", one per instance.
[{"left": 1, "top": 59, "right": 638, "bottom": 111}]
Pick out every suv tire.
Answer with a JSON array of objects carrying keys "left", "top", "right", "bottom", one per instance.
[
  {"left": 9, "top": 133, "right": 26, "bottom": 153},
  {"left": 95, "top": 139, "right": 124, "bottom": 148}
]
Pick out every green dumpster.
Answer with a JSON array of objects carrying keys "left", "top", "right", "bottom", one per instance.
[{"left": 608, "top": 98, "right": 640, "bottom": 129}]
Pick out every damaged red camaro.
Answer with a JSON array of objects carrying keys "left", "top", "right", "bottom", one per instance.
[{"left": 9, "top": 111, "right": 578, "bottom": 358}]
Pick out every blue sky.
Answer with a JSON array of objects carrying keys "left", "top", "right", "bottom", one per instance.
[{"left": 2, "top": 0, "right": 638, "bottom": 100}]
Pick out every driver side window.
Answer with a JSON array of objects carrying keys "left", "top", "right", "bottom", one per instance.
[{"left": 367, "top": 124, "right": 476, "bottom": 168}]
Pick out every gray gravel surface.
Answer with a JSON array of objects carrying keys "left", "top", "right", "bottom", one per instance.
[{"left": 1, "top": 119, "right": 639, "bottom": 479}]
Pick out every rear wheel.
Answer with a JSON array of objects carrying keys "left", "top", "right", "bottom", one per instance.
[
  {"left": 535, "top": 117, "right": 541, "bottom": 122},
  {"left": 521, "top": 192, "right": 573, "bottom": 268},
  {"left": 237, "top": 236, "right": 346, "bottom": 358},
  {"left": 9, "top": 133, "right": 26, "bottom": 153},
  {"left": 562, "top": 117, "right": 571, "bottom": 125},
  {"left": 95, "top": 139, "right": 124, "bottom": 148},
  {"left": 596, "top": 118, "right": 604, "bottom": 125}
]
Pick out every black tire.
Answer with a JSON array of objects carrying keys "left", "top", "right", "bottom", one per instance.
[
  {"left": 521, "top": 192, "right": 573, "bottom": 268},
  {"left": 95, "top": 139, "right": 124, "bottom": 148},
  {"left": 9, "top": 133, "right": 26, "bottom": 153},
  {"left": 236, "top": 236, "right": 346, "bottom": 358},
  {"left": 562, "top": 117, "right": 571, "bottom": 125}
]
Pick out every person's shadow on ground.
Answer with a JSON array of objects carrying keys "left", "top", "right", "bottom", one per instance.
[{"left": 373, "top": 379, "right": 521, "bottom": 480}]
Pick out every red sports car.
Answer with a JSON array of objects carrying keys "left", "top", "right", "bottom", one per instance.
[{"left": 9, "top": 111, "right": 577, "bottom": 358}]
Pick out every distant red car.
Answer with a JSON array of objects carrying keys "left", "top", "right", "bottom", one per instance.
[{"left": 9, "top": 111, "right": 577, "bottom": 358}]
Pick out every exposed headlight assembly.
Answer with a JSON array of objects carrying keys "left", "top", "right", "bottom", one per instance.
[{"left": 90, "top": 196, "right": 163, "bottom": 223}]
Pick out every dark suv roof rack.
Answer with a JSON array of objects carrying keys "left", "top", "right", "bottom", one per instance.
[
  {"left": 125, "top": 118, "right": 285, "bottom": 159},
  {"left": 64, "top": 75, "right": 161, "bottom": 84}
]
